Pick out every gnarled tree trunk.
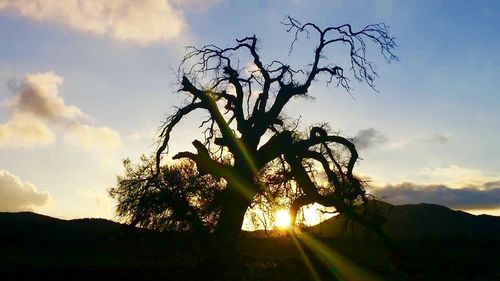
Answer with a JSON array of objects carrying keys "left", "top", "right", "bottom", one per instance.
[{"left": 212, "top": 192, "right": 250, "bottom": 259}]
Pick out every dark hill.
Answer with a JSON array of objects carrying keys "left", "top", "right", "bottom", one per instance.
[
  {"left": 1, "top": 207, "right": 500, "bottom": 280},
  {"left": 0, "top": 212, "right": 197, "bottom": 280},
  {"left": 0, "top": 212, "right": 129, "bottom": 245},
  {"left": 311, "top": 201, "right": 500, "bottom": 239}
]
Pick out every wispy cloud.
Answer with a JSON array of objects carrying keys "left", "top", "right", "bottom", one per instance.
[
  {"left": 0, "top": 170, "right": 52, "bottom": 211},
  {"left": 419, "top": 133, "right": 451, "bottom": 144},
  {"left": 1, "top": 71, "right": 121, "bottom": 150},
  {"left": 126, "top": 128, "right": 155, "bottom": 142},
  {"left": 418, "top": 164, "right": 499, "bottom": 187},
  {"left": 0, "top": 0, "right": 219, "bottom": 44},
  {"left": 65, "top": 124, "right": 121, "bottom": 150},
  {"left": 78, "top": 188, "right": 114, "bottom": 218},
  {"left": 352, "top": 128, "right": 387, "bottom": 150},
  {"left": 385, "top": 133, "right": 452, "bottom": 149},
  {"left": 371, "top": 181, "right": 500, "bottom": 210}
]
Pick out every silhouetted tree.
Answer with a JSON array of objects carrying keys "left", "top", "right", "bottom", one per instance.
[
  {"left": 110, "top": 157, "right": 222, "bottom": 237},
  {"left": 112, "top": 16, "right": 397, "bottom": 265}
]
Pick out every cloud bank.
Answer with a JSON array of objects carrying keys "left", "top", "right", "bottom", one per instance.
[
  {"left": 0, "top": 0, "right": 219, "bottom": 44},
  {"left": 371, "top": 181, "right": 500, "bottom": 210},
  {"left": 0, "top": 170, "right": 51, "bottom": 211},
  {"left": 1, "top": 72, "right": 121, "bottom": 150}
]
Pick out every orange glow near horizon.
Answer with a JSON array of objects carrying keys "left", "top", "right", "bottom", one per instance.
[
  {"left": 274, "top": 209, "right": 291, "bottom": 229},
  {"left": 242, "top": 204, "right": 337, "bottom": 231}
]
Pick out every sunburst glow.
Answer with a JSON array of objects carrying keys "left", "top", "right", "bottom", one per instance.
[{"left": 274, "top": 209, "right": 291, "bottom": 229}]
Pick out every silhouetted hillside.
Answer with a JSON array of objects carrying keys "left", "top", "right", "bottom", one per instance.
[
  {"left": 1, "top": 207, "right": 500, "bottom": 280},
  {"left": 311, "top": 201, "right": 500, "bottom": 239},
  {"left": 0, "top": 212, "right": 131, "bottom": 246},
  {"left": 0, "top": 212, "right": 199, "bottom": 280}
]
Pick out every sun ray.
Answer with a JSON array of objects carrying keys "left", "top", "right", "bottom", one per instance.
[
  {"left": 290, "top": 232, "right": 322, "bottom": 281},
  {"left": 298, "top": 232, "right": 382, "bottom": 281}
]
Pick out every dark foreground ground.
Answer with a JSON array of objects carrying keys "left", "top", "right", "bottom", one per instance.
[
  {"left": 1, "top": 232, "right": 499, "bottom": 280},
  {"left": 1, "top": 211, "right": 499, "bottom": 281}
]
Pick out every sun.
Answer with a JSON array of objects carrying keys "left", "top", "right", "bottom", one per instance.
[{"left": 274, "top": 209, "right": 291, "bottom": 229}]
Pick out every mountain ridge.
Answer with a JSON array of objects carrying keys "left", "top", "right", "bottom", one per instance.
[{"left": 310, "top": 201, "right": 500, "bottom": 239}]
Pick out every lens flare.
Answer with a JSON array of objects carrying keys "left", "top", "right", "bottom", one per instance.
[
  {"left": 274, "top": 209, "right": 291, "bottom": 229},
  {"left": 290, "top": 233, "right": 322, "bottom": 281},
  {"left": 298, "top": 232, "right": 382, "bottom": 281}
]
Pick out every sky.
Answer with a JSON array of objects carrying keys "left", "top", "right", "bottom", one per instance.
[{"left": 0, "top": 0, "right": 499, "bottom": 221}]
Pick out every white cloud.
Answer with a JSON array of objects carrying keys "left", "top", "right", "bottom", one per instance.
[
  {"left": 0, "top": 112, "right": 54, "bottom": 147},
  {"left": 65, "top": 124, "right": 121, "bottom": 150},
  {"left": 0, "top": 170, "right": 52, "bottom": 211},
  {"left": 5, "top": 72, "right": 86, "bottom": 121},
  {"left": 0, "top": 0, "right": 219, "bottom": 44},
  {"left": 418, "top": 165, "right": 500, "bottom": 188},
  {"left": 1, "top": 71, "right": 121, "bottom": 150}
]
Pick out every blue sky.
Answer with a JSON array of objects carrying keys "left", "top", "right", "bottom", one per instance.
[{"left": 0, "top": 0, "right": 499, "bottom": 219}]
